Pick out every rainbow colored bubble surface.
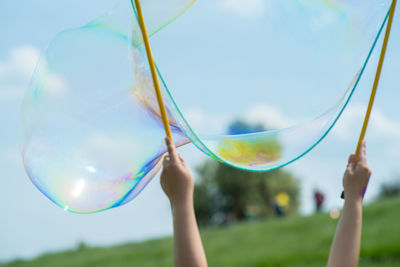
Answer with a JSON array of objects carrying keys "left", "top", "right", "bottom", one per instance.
[{"left": 22, "top": 0, "right": 392, "bottom": 213}]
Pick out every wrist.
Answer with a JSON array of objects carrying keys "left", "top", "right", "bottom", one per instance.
[
  {"left": 344, "top": 187, "right": 365, "bottom": 203},
  {"left": 170, "top": 193, "right": 193, "bottom": 211},
  {"left": 344, "top": 194, "right": 363, "bottom": 207}
]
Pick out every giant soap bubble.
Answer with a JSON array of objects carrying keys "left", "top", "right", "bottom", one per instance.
[{"left": 22, "top": 0, "right": 392, "bottom": 213}]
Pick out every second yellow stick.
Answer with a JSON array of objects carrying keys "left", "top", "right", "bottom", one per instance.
[{"left": 354, "top": 0, "right": 397, "bottom": 160}]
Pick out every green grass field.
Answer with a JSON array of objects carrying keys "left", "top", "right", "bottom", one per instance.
[{"left": 2, "top": 197, "right": 400, "bottom": 267}]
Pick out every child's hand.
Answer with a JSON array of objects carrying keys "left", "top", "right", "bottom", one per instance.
[
  {"left": 161, "top": 137, "right": 194, "bottom": 206},
  {"left": 343, "top": 141, "right": 371, "bottom": 202}
]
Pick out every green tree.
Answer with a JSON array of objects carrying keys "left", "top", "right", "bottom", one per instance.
[{"left": 194, "top": 160, "right": 300, "bottom": 227}]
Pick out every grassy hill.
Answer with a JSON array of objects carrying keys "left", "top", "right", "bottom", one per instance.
[{"left": 2, "top": 197, "right": 400, "bottom": 267}]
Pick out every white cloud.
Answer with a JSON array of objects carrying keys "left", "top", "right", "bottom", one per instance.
[
  {"left": 219, "top": 0, "right": 266, "bottom": 18},
  {"left": 371, "top": 109, "right": 400, "bottom": 138},
  {"left": 44, "top": 74, "right": 68, "bottom": 96},
  {"left": 0, "top": 46, "right": 40, "bottom": 80},
  {"left": 245, "top": 104, "right": 293, "bottom": 129},
  {"left": 0, "top": 46, "right": 40, "bottom": 99},
  {"left": 184, "top": 108, "right": 230, "bottom": 135},
  {"left": 0, "top": 46, "right": 68, "bottom": 100},
  {"left": 332, "top": 105, "right": 365, "bottom": 140},
  {"left": 333, "top": 104, "right": 400, "bottom": 141}
]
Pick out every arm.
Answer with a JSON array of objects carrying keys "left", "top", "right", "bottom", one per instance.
[
  {"left": 327, "top": 141, "right": 371, "bottom": 267},
  {"left": 160, "top": 137, "right": 208, "bottom": 267}
]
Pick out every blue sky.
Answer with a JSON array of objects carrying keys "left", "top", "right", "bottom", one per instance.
[{"left": 1, "top": 0, "right": 400, "bottom": 262}]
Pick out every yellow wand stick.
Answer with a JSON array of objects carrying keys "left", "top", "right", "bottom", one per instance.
[
  {"left": 134, "top": 0, "right": 173, "bottom": 140},
  {"left": 342, "top": 0, "right": 397, "bottom": 199},
  {"left": 354, "top": 0, "right": 397, "bottom": 160}
]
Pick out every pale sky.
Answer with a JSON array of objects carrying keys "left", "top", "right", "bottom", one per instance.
[{"left": 0, "top": 0, "right": 399, "bottom": 262}]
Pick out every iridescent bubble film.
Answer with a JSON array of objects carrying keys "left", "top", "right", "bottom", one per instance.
[{"left": 22, "top": 0, "right": 392, "bottom": 213}]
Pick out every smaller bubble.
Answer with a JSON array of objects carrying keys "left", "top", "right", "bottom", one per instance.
[{"left": 330, "top": 208, "right": 341, "bottom": 220}]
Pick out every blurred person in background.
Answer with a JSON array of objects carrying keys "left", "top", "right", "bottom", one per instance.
[{"left": 314, "top": 189, "right": 325, "bottom": 213}]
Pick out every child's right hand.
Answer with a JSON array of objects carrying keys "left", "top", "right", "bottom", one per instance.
[{"left": 343, "top": 141, "right": 372, "bottom": 202}]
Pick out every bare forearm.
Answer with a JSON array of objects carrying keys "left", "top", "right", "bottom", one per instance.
[
  {"left": 327, "top": 199, "right": 362, "bottom": 267},
  {"left": 172, "top": 200, "right": 208, "bottom": 267}
]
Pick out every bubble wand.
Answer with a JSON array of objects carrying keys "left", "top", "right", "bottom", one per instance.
[
  {"left": 341, "top": 0, "right": 397, "bottom": 199},
  {"left": 133, "top": 0, "right": 173, "bottom": 140}
]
